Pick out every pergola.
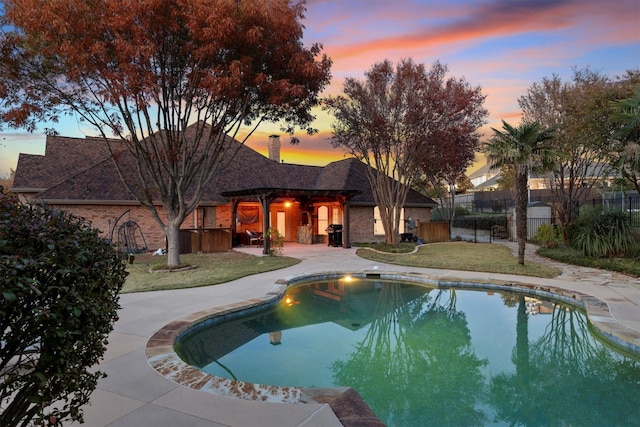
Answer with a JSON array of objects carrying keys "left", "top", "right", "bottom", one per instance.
[{"left": 221, "top": 187, "right": 361, "bottom": 254}]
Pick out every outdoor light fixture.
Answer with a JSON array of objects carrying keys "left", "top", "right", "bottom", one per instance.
[{"left": 284, "top": 200, "right": 292, "bottom": 208}]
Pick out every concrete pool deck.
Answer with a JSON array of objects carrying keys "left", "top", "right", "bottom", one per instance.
[{"left": 71, "top": 242, "right": 640, "bottom": 426}]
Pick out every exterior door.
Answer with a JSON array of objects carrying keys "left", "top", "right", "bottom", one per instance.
[{"left": 276, "top": 211, "right": 286, "bottom": 239}]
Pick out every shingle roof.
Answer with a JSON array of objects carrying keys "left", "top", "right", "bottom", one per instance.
[
  {"left": 35, "top": 156, "right": 135, "bottom": 202},
  {"left": 12, "top": 135, "right": 112, "bottom": 192},
  {"left": 15, "top": 124, "right": 436, "bottom": 207}
]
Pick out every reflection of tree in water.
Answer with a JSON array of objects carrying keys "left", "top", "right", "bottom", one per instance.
[
  {"left": 489, "top": 301, "right": 640, "bottom": 426},
  {"left": 332, "top": 283, "right": 487, "bottom": 427}
]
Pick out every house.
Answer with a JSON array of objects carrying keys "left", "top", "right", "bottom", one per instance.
[
  {"left": 468, "top": 161, "right": 617, "bottom": 193},
  {"left": 12, "top": 127, "right": 436, "bottom": 253},
  {"left": 468, "top": 163, "right": 500, "bottom": 189}
]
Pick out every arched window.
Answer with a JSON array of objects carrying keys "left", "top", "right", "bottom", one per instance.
[{"left": 318, "top": 206, "right": 329, "bottom": 235}]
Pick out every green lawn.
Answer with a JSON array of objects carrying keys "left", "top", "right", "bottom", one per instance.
[
  {"left": 356, "top": 241, "right": 562, "bottom": 278},
  {"left": 122, "top": 251, "right": 300, "bottom": 293},
  {"left": 125, "top": 241, "right": 632, "bottom": 294}
]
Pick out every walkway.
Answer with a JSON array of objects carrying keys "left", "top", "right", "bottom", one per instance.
[{"left": 71, "top": 242, "right": 640, "bottom": 426}]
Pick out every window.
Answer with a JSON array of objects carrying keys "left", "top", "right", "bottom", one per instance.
[
  {"left": 318, "top": 206, "right": 328, "bottom": 235},
  {"left": 331, "top": 206, "right": 341, "bottom": 225},
  {"left": 373, "top": 207, "right": 405, "bottom": 235}
]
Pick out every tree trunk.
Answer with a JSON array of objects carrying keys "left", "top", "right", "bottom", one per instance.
[
  {"left": 515, "top": 167, "right": 529, "bottom": 265},
  {"left": 448, "top": 184, "right": 456, "bottom": 239},
  {"left": 380, "top": 205, "right": 400, "bottom": 246},
  {"left": 165, "top": 220, "right": 181, "bottom": 267},
  {"left": 515, "top": 295, "right": 530, "bottom": 391}
]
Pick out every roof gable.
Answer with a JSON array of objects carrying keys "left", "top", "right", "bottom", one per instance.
[
  {"left": 16, "top": 127, "right": 436, "bottom": 207},
  {"left": 12, "top": 135, "right": 112, "bottom": 191}
]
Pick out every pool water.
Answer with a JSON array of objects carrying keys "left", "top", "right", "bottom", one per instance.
[{"left": 176, "top": 279, "right": 640, "bottom": 427}]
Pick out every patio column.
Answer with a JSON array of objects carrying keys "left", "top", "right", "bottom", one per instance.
[
  {"left": 258, "top": 194, "right": 274, "bottom": 255},
  {"left": 341, "top": 195, "right": 351, "bottom": 248},
  {"left": 230, "top": 198, "right": 240, "bottom": 246}
]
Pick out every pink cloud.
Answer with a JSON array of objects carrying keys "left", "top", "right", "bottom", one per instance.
[{"left": 312, "top": 0, "right": 638, "bottom": 72}]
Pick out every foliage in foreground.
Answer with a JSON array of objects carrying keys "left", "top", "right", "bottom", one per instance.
[{"left": 0, "top": 190, "right": 128, "bottom": 427}]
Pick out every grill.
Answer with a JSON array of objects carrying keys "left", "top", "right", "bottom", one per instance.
[{"left": 325, "top": 224, "right": 343, "bottom": 247}]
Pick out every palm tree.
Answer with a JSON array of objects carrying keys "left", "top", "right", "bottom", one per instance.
[
  {"left": 484, "top": 120, "right": 555, "bottom": 265},
  {"left": 610, "top": 90, "right": 640, "bottom": 194}
]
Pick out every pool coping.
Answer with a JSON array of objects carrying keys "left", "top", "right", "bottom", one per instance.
[{"left": 145, "top": 269, "right": 640, "bottom": 412}]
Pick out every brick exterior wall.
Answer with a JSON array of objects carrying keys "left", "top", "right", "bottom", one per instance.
[
  {"left": 51, "top": 202, "right": 432, "bottom": 250},
  {"left": 348, "top": 205, "right": 432, "bottom": 244},
  {"left": 53, "top": 204, "right": 166, "bottom": 250},
  {"left": 348, "top": 206, "right": 378, "bottom": 243},
  {"left": 403, "top": 207, "right": 431, "bottom": 228}
]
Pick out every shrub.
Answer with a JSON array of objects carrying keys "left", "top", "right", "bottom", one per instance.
[
  {"left": 455, "top": 205, "right": 471, "bottom": 216},
  {"left": 267, "top": 227, "right": 284, "bottom": 256},
  {"left": 452, "top": 215, "right": 508, "bottom": 231},
  {"left": 572, "top": 210, "right": 637, "bottom": 258},
  {"left": 0, "top": 190, "right": 128, "bottom": 426},
  {"left": 533, "top": 223, "right": 560, "bottom": 248},
  {"left": 491, "top": 200, "right": 505, "bottom": 213}
]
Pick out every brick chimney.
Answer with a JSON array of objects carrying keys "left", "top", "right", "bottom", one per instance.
[{"left": 268, "top": 134, "right": 281, "bottom": 163}]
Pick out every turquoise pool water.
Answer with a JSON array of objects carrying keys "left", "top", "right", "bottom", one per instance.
[{"left": 176, "top": 279, "right": 640, "bottom": 426}]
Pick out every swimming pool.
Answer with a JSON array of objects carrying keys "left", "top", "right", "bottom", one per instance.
[{"left": 173, "top": 277, "right": 640, "bottom": 426}]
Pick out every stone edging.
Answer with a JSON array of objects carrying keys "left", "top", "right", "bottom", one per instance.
[{"left": 145, "top": 270, "right": 640, "bottom": 408}]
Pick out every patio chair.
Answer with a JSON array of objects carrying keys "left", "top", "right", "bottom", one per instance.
[{"left": 245, "top": 229, "right": 263, "bottom": 247}]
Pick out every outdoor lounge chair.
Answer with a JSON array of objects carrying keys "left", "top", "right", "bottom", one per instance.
[{"left": 245, "top": 229, "right": 263, "bottom": 247}]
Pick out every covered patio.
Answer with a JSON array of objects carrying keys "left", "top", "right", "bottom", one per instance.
[{"left": 222, "top": 187, "right": 361, "bottom": 255}]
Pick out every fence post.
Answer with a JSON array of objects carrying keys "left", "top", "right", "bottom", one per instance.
[
  {"left": 489, "top": 219, "right": 493, "bottom": 243},
  {"left": 474, "top": 219, "right": 477, "bottom": 243}
]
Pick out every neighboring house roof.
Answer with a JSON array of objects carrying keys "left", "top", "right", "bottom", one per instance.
[
  {"left": 472, "top": 174, "right": 500, "bottom": 191},
  {"left": 468, "top": 163, "right": 501, "bottom": 188},
  {"left": 14, "top": 125, "right": 436, "bottom": 207}
]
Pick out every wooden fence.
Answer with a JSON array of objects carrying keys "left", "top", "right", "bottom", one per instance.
[
  {"left": 418, "top": 221, "right": 450, "bottom": 243},
  {"left": 179, "top": 228, "right": 232, "bottom": 254}
]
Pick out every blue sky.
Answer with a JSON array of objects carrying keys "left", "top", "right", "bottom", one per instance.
[{"left": 1, "top": 0, "right": 639, "bottom": 175}]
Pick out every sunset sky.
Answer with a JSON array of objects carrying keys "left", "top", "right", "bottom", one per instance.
[{"left": 1, "top": 0, "right": 639, "bottom": 176}]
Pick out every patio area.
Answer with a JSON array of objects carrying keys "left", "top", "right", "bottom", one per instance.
[{"left": 71, "top": 242, "right": 640, "bottom": 426}]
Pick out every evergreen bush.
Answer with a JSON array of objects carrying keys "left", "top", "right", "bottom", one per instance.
[{"left": 0, "top": 189, "right": 128, "bottom": 426}]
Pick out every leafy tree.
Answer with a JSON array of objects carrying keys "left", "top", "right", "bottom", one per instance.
[
  {"left": 0, "top": 189, "right": 127, "bottom": 427},
  {"left": 325, "top": 59, "right": 486, "bottom": 245},
  {"left": 519, "top": 68, "right": 640, "bottom": 242},
  {"left": 413, "top": 65, "right": 487, "bottom": 235},
  {"left": 0, "top": 169, "right": 15, "bottom": 190},
  {"left": 483, "top": 121, "right": 555, "bottom": 265},
  {"left": 0, "top": 0, "right": 332, "bottom": 266},
  {"left": 455, "top": 174, "right": 474, "bottom": 194},
  {"left": 496, "top": 164, "right": 515, "bottom": 192},
  {"left": 609, "top": 89, "right": 640, "bottom": 194}
]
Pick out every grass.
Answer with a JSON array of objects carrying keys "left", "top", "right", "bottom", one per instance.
[
  {"left": 351, "top": 242, "right": 417, "bottom": 253},
  {"left": 356, "top": 241, "right": 562, "bottom": 278},
  {"left": 122, "top": 251, "right": 300, "bottom": 293},
  {"left": 122, "top": 240, "right": 638, "bottom": 294}
]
